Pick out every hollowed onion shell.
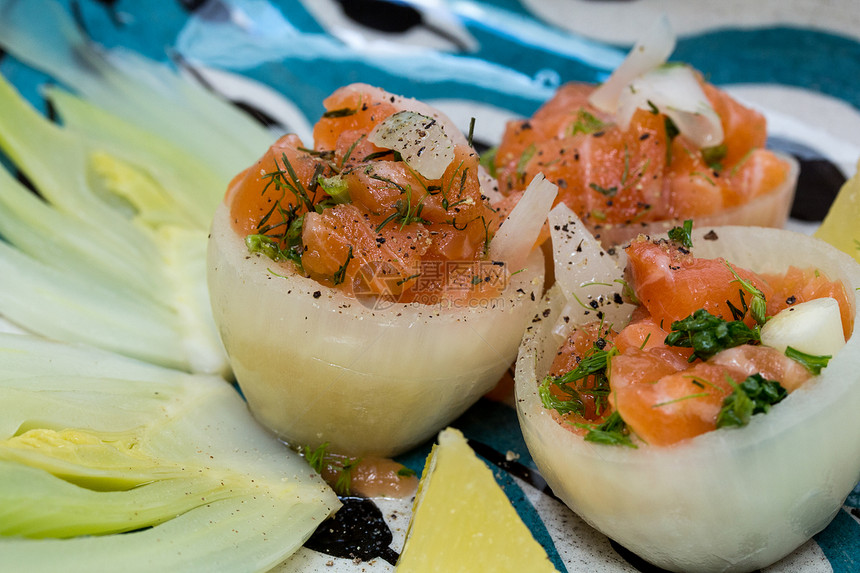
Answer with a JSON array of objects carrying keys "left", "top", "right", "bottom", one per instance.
[
  {"left": 515, "top": 225, "right": 860, "bottom": 572},
  {"left": 208, "top": 202, "right": 544, "bottom": 457}
]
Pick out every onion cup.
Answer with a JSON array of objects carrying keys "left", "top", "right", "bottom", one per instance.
[
  {"left": 208, "top": 202, "right": 544, "bottom": 457},
  {"left": 515, "top": 225, "right": 860, "bottom": 572}
]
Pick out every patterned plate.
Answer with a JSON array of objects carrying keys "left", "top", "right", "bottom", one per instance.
[{"left": 1, "top": 1, "right": 858, "bottom": 571}]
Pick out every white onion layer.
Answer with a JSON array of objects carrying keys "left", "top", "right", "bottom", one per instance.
[
  {"left": 208, "top": 203, "right": 544, "bottom": 457},
  {"left": 489, "top": 173, "right": 557, "bottom": 270},
  {"left": 548, "top": 202, "right": 635, "bottom": 332},
  {"left": 616, "top": 64, "right": 724, "bottom": 147},
  {"left": 588, "top": 15, "right": 675, "bottom": 115},
  {"left": 761, "top": 297, "right": 846, "bottom": 357},
  {"left": 367, "top": 110, "right": 456, "bottom": 180},
  {"left": 515, "top": 226, "right": 860, "bottom": 572}
]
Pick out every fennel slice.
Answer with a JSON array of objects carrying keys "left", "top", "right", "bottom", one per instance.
[
  {"left": 0, "top": 62, "right": 229, "bottom": 375},
  {"left": 0, "top": 334, "right": 339, "bottom": 573},
  {"left": 396, "top": 427, "right": 557, "bottom": 573}
]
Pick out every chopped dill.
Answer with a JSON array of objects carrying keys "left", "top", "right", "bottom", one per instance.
[
  {"left": 724, "top": 262, "right": 768, "bottom": 325},
  {"left": 479, "top": 146, "right": 498, "bottom": 179},
  {"left": 467, "top": 116, "right": 476, "bottom": 148},
  {"left": 374, "top": 185, "right": 430, "bottom": 232},
  {"left": 397, "top": 467, "right": 417, "bottom": 478},
  {"left": 332, "top": 246, "right": 354, "bottom": 286},
  {"left": 568, "top": 108, "right": 607, "bottom": 136},
  {"left": 589, "top": 182, "right": 618, "bottom": 197},
  {"left": 340, "top": 134, "right": 366, "bottom": 167},
  {"left": 396, "top": 273, "right": 421, "bottom": 287},
  {"left": 576, "top": 411, "right": 636, "bottom": 448},
  {"left": 302, "top": 442, "right": 361, "bottom": 496},
  {"left": 716, "top": 373, "right": 787, "bottom": 428},
  {"left": 651, "top": 392, "right": 710, "bottom": 408},
  {"left": 322, "top": 107, "right": 358, "bottom": 118},
  {"left": 667, "top": 219, "right": 694, "bottom": 249},
  {"left": 540, "top": 340, "right": 617, "bottom": 418},
  {"left": 515, "top": 144, "right": 536, "bottom": 180},
  {"left": 664, "top": 115, "right": 680, "bottom": 164}
]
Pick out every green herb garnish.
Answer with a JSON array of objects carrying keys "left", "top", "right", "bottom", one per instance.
[
  {"left": 785, "top": 346, "right": 831, "bottom": 375},
  {"left": 664, "top": 115, "right": 680, "bottom": 164},
  {"left": 374, "top": 185, "right": 430, "bottom": 232},
  {"left": 668, "top": 219, "right": 694, "bottom": 248},
  {"left": 724, "top": 262, "right": 768, "bottom": 325},
  {"left": 303, "top": 442, "right": 331, "bottom": 474},
  {"left": 576, "top": 411, "right": 637, "bottom": 448},
  {"left": 716, "top": 374, "right": 787, "bottom": 428},
  {"left": 303, "top": 442, "right": 361, "bottom": 496},
  {"left": 467, "top": 116, "right": 476, "bottom": 148},
  {"left": 322, "top": 107, "right": 358, "bottom": 118},
  {"left": 397, "top": 467, "right": 417, "bottom": 478},
  {"left": 335, "top": 459, "right": 359, "bottom": 495},
  {"left": 515, "top": 144, "right": 536, "bottom": 179},
  {"left": 479, "top": 146, "right": 498, "bottom": 179},
  {"left": 262, "top": 152, "right": 316, "bottom": 212},
  {"left": 539, "top": 378, "right": 584, "bottom": 416},
  {"left": 540, "top": 342, "right": 616, "bottom": 417},
  {"left": 568, "top": 108, "right": 607, "bottom": 136},
  {"left": 651, "top": 392, "right": 711, "bottom": 408},
  {"left": 702, "top": 143, "right": 728, "bottom": 172},
  {"left": 332, "top": 246, "right": 354, "bottom": 286},
  {"left": 665, "top": 308, "right": 760, "bottom": 361},
  {"left": 246, "top": 226, "right": 305, "bottom": 270},
  {"left": 589, "top": 182, "right": 618, "bottom": 197}
]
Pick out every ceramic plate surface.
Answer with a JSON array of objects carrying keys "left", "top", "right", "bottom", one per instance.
[{"left": 1, "top": 1, "right": 858, "bottom": 571}]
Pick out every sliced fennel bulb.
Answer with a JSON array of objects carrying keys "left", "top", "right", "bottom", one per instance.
[
  {"left": 0, "top": 1, "right": 279, "bottom": 375},
  {"left": 0, "top": 334, "right": 339, "bottom": 572},
  {"left": 0, "top": 75, "right": 225, "bottom": 374}
]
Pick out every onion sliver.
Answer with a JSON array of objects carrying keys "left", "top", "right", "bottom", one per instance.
[
  {"left": 489, "top": 173, "right": 557, "bottom": 270},
  {"left": 548, "top": 202, "right": 634, "bottom": 331},
  {"left": 515, "top": 226, "right": 860, "bottom": 573},
  {"left": 208, "top": 203, "right": 544, "bottom": 457},
  {"left": 588, "top": 16, "right": 674, "bottom": 115},
  {"left": 615, "top": 64, "right": 723, "bottom": 147},
  {"left": 367, "top": 110, "right": 455, "bottom": 180}
]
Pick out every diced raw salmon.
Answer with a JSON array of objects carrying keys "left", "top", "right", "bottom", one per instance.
[
  {"left": 624, "top": 236, "right": 774, "bottom": 328},
  {"left": 494, "top": 79, "right": 791, "bottom": 232},
  {"left": 227, "top": 84, "right": 501, "bottom": 303}
]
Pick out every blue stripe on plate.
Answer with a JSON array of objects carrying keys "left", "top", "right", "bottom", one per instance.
[
  {"left": 675, "top": 27, "right": 860, "bottom": 111},
  {"left": 814, "top": 508, "right": 860, "bottom": 572}
]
